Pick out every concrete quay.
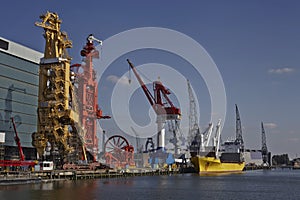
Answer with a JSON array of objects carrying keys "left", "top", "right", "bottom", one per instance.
[{"left": 0, "top": 168, "right": 180, "bottom": 185}]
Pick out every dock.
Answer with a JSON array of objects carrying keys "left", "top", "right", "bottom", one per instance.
[{"left": 0, "top": 168, "right": 180, "bottom": 185}]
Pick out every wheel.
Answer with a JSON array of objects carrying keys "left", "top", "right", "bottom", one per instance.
[{"left": 104, "top": 135, "right": 130, "bottom": 154}]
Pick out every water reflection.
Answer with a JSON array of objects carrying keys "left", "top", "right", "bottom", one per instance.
[{"left": 1, "top": 171, "right": 300, "bottom": 200}]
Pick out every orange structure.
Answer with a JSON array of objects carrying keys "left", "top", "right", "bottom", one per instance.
[{"left": 72, "top": 34, "right": 110, "bottom": 161}]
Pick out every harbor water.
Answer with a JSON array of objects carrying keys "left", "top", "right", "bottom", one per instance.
[{"left": 0, "top": 169, "right": 300, "bottom": 200}]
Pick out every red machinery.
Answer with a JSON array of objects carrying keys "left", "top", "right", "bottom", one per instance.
[
  {"left": 11, "top": 117, "right": 25, "bottom": 161},
  {"left": 71, "top": 34, "right": 110, "bottom": 161},
  {"left": 127, "top": 59, "right": 180, "bottom": 117},
  {"left": 127, "top": 59, "right": 181, "bottom": 150},
  {"left": 0, "top": 118, "right": 36, "bottom": 168},
  {"left": 104, "top": 135, "right": 135, "bottom": 168}
]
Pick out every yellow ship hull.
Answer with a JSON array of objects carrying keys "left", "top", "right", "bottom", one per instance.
[{"left": 191, "top": 156, "right": 245, "bottom": 174}]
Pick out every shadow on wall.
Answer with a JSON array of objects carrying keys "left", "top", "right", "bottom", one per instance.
[{"left": 0, "top": 84, "right": 25, "bottom": 143}]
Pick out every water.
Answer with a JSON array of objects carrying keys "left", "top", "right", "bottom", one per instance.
[{"left": 1, "top": 170, "right": 300, "bottom": 200}]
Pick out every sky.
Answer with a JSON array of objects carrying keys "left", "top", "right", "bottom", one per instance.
[{"left": 1, "top": 0, "right": 300, "bottom": 158}]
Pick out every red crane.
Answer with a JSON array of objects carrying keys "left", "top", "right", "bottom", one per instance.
[
  {"left": 0, "top": 118, "right": 36, "bottom": 168},
  {"left": 127, "top": 59, "right": 181, "bottom": 150},
  {"left": 127, "top": 59, "right": 180, "bottom": 118},
  {"left": 71, "top": 34, "right": 110, "bottom": 162},
  {"left": 11, "top": 117, "right": 25, "bottom": 161}
]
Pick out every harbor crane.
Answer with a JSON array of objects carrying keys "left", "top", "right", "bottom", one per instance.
[
  {"left": 72, "top": 34, "right": 110, "bottom": 161},
  {"left": 127, "top": 59, "right": 181, "bottom": 151},
  {"left": 235, "top": 104, "right": 244, "bottom": 153},
  {"left": 33, "top": 12, "right": 86, "bottom": 165},
  {"left": 261, "top": 122, "right": 270, "bottom": 166},
  {"left": 187, "top": 80, "right": 200, "bottom": 146},
  {"left": 187, "top": 80, "right": 214, "bottom": 156}
]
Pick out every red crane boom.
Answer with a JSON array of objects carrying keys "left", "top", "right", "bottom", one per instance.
[
  {"left": 127, "top": 59, "right": 181, "bottom": 150},
  {"left": 11, "top": 117, "right": 25, "bottom": 161},
  {"left": 0, "top": 118, "right": 37, "bottom": 168},
  {"left": 126, "top": 59, "right": 181, "bottom": 119},
  {"left": 127, "top": 59, "right": 155, "bottom": 107}
]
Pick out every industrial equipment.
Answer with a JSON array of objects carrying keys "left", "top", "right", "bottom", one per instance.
[
  {"left": 187, "top": 80, "right": 200, "bottom": 146},
  {"left": 11, "top": 117, "right": 25, "bottom": 161},
  {"left": 126, "top": 59, "right": 181, "bottom": 151},
  {"left": 261, "top": 122, "right": 270, "bottom": 166},
  {"left": 145, "top": 138, "right": 155, "bottom": 152},
  {"left": 0, "top": 118, "right": 36, "bottom": 168},
  {"left": 32, "top": 12, "right": 86, "bottom": 165},
  {"left": 235, "top": 104, "right": 244, "bottom": 153},
  {"left": 71, "top": 34, "right": 110, "bottom": 161},
  {"left": 104, "top": 135, "right": 135, "bottom": 168}
]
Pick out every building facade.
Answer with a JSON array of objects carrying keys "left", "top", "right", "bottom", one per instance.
[{"left": 0, "top": 37, "right": 42, "bottom": 160}]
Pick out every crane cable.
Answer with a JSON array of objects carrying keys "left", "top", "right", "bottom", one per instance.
[{"left": 128, "top": 64, "right": 153, "bottom": 84}]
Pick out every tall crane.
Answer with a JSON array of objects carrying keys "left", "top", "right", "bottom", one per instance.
[
  {"left": 72, "top": 34, "right": 110, "bottom": 161},
  {"left": 261, "top": 122, "right": 269, "bottom": 166},
  {"left": 167, "top": 119, "right": 185, "bottom": 155},
  {"left": 235, "top": 104, "right": 244, "bottom": 152},
  {"left": 213, "top": 119, "right": 222, "bottom": 159},
  {"left": 127, "top": 59, "right": 181, "bottom": 150},
  {"left": 187, "top": 80, "right": 200, "bottom": 146},
  {"left": 33, "top": 12, "right": 85, "bottom": 164}
]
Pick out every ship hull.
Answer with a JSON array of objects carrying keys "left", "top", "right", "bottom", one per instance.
[{"left": 191, "top": 156, "right": 245, "bottom": 174}]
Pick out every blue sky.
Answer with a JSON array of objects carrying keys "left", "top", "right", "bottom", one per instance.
[{"left": 1, "top": 0, "right": 300, "bottom": 158}]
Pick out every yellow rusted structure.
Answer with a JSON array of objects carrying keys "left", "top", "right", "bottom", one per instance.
[{"left": 32, "top": 12, "right": 86, "bottom": 163}]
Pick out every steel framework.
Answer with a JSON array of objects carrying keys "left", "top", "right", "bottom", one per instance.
[{"left": 32, "top": 12, "right": 85, "bottom": 164}]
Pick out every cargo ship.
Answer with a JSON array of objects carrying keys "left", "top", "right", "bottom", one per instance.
[
  {"left": 189, "top": 106, "right": 245, "bottom": 174},
  {"left": 190, "top": 139, "right": 245, "bottom": 174},
  {"left": 191, "top": 156, "right": 245, "bottom": 174}
]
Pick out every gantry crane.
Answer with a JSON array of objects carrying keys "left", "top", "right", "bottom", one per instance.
[{"left": 127, "top": 59, "right": 181, "bottom": 151}]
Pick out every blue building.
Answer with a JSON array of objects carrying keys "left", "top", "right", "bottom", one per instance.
[{"left": 0, "top": 37, "right": 42, "bottom": 160}]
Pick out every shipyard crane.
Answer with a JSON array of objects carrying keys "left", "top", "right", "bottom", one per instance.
[
  {"left": 213, "top": 120, "right": 222, "bottom": 159},
  {"left": 72, "top": 34, "right": 110, "bottom": 161},
  {"left": 167, "top": 119, "right": 186, "bottom": 155},
  {"left": 127, "top": 59, "right": 181, "bottom": 150},
  {"left": 33, "top": 12, "right": 86, "bottom": 165},
  {"left": 187, "top": 80, "right": 200, "bottom": 146},
  {"left": 235, "top": 104, "right": 244, "bottom": 152},
  {"left": 261, "top": 122, "right": 269, "bottom": 166},
  {"left": 188, "top": 79, "right": 213, "bottom": 156}
]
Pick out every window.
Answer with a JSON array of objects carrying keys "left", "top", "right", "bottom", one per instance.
[{"left": 0, "top": 39, "right": 9, "bottom": 50}]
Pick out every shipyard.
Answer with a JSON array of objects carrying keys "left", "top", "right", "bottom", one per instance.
[
  {"left": 1, "top": 1, "right": 300, "bottom": 199},
  {"left": 0, "top": 11, "right": 299, "bottom": 182}
]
